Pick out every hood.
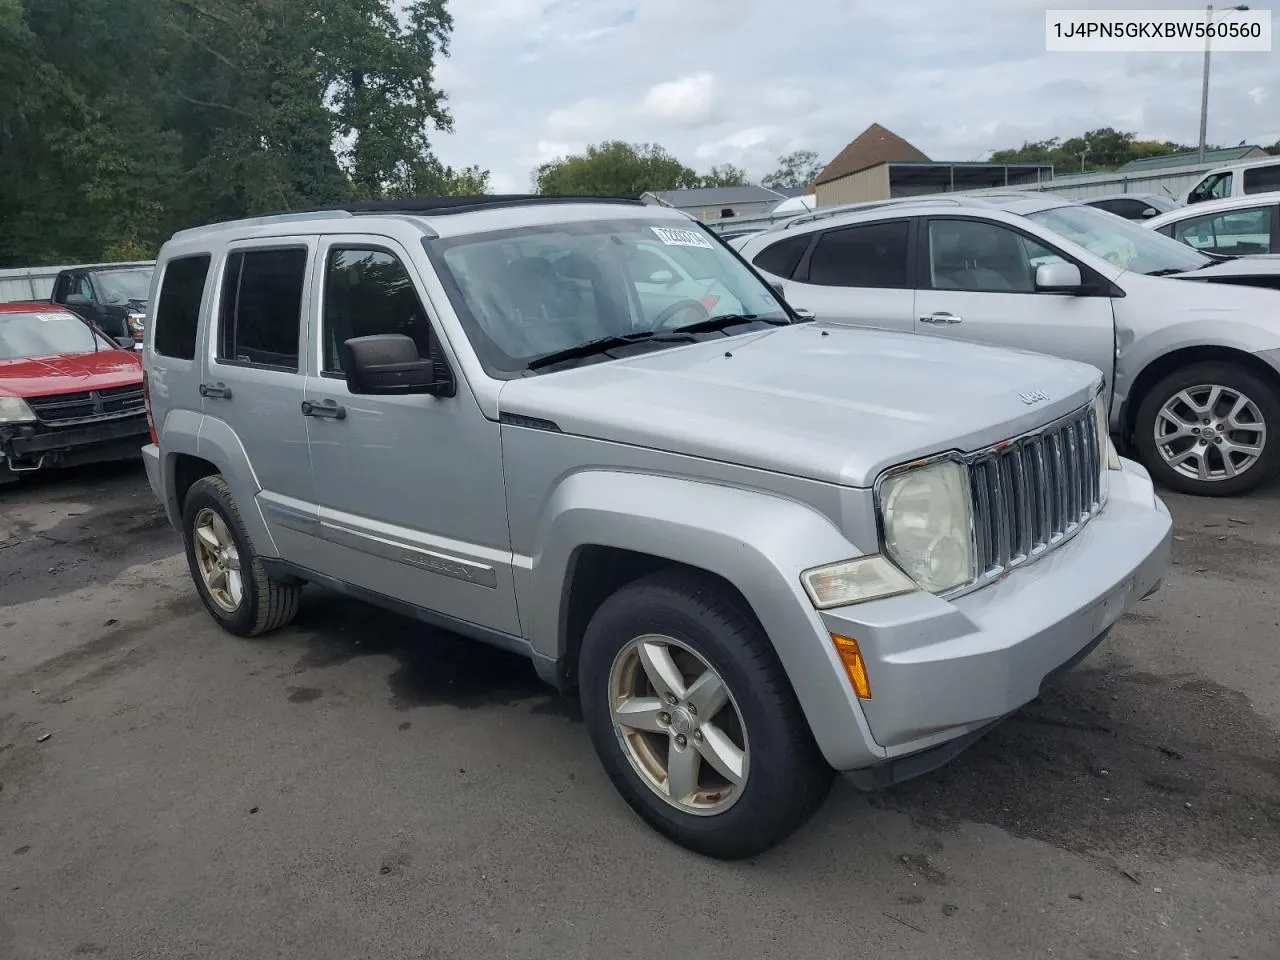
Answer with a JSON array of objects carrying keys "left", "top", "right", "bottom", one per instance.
[
  {"left": 1127, "top": 267, "right": 1280, "bottom": 311},
  {"left": 497, "top": 322, "right": 1100, "bottom": 488},
  {"left": 0, "top": 349, "right": 143, "bottom": 399},
  {"left": 1167, "top": 256, "right": 1280, "bottom": 290}
]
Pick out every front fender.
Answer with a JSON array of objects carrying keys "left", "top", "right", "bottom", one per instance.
[
  {"left": 1116, "top": 318, "right": 1280, "bottom": 415},
  {"left": 521, "top": 470, "right": 885, "bottom": 769}
]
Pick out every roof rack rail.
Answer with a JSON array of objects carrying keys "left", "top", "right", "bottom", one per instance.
[
  {"left": 169, "top": 194, "right": 647, "bottom": 240},
  {"left": 780, "top": 195, "right": 964, "bottom": 229},
  {"left": 340, "top": 194, "right": 645, "bottom": 216}
]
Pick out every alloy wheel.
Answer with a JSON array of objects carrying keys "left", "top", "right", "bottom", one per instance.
[
  {"left": 1153, "top": 383, "right": 1267, "bottom": 483},
  {"left": 192, "top": 508, "right": 244, "bottom": 613},
  {"left": 607, "top": 634, "right": 749, "bottom": 816}
]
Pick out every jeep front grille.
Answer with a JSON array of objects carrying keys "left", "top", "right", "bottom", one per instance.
[
  {"left": 26, "top": 385, "right": 145, "bottom": 425},
  {"left": 969, "top": 404, "right": 1103, "bottom": 583}
]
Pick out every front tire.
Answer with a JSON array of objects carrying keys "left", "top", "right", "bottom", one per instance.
[
  {"left": 181, "top": 475, "right": 302, "bottom": 636},
  {"left": 579, "top": 570, "right": 833, "bottom": 860},
  {"left": 1134, "top": 362, "right": 1279, "bottom": 497}
]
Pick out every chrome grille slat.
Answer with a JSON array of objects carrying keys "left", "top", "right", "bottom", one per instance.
[{"left": 964, "top": 405, "right": 1102, "bottom": 592}]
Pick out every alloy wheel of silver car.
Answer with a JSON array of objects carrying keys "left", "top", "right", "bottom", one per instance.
[
  {"left": 191, "top": 507, "right": 244, "bottom": 613},
  {"left": 608, "top": 634, "right": 749, "bottom": 816},
  {"left": 1153, "top": 383, "right": 1267, "bottom": 483}
]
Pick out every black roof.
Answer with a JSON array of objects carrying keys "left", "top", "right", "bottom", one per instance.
[{"left": 339, "top": 194, "right": 645, "bottom": 216}]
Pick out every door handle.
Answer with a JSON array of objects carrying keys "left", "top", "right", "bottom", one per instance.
[
  {"left": 920, "top": 312, "right": 963, "bottom": 325},
  {"left": 301, "top": 398, "right": 347, "bottom": 420},
  {"left": 199, "top": 382, "right": 233, "bottom": 399}
]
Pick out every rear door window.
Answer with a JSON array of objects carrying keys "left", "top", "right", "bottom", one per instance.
[
  {"left": 217, "top": 248, "right": 307, "bottom": 370},
  {"left": 153, "top": 255, "right": 211, "bottom": 360},
  {"left": 1243, "top": 164, "right": 1280, "bottom": 195},
  {"left": 805, "top": 221, "right": 910, "bottom": 288}
]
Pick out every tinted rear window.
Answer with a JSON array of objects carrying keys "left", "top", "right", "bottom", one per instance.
[
  {"left": 1243, "top": 164, "right": 1280, "bottom": 195},
  {"left": 154, "top": 255, "right": 211, "bottom": 360},
  {"left": 807, "top": 221, "right": 911, "bottom": 288},
  {"left": 751, "top": 234, "right": 811, "bottom": 279}
]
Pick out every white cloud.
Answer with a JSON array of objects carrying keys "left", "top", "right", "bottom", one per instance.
[
  {"left": 763, "top": 86, "right": 814, "bottom": 112},
  {"left": 546, "top": 98, "right": 617, "bottom": 137},
  {"left": 639, "top": 72, "right": 721, "bottom": 128},
  {"left": 521, "top": 139, "right": 586, "bottom": 168},
  {"left": 427, "top": 0, "right": 1280, "bottom": 190}
]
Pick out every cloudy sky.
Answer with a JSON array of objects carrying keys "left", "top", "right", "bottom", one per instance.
[{"left": 429, "top": 0, "right": 1280, "bottom": 191}]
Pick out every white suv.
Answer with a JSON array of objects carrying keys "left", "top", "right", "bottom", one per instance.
[{"left": 735, "top": 192, "right": 1280, "bottom": 496}]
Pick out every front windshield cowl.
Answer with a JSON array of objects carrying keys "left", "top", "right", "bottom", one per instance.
[
  {"left": 1027, "top": 205, "right": 1212, "bottom": 276},
  {"left": 424, "top": 217, "right": 792, "bottom": 378}
]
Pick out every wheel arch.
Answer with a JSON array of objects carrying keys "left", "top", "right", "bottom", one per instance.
[
  {"left": 1122, "top": 345, "right": 1280, "bottom": 440},
  {"left": 519, "top": 469, "right": 886, "bottom": 770}
]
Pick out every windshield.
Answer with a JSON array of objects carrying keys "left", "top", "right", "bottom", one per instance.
[
  {"left": 92, "top": 268, "right": 153, "bottom": 304},
  {"left": 426, "top": 218, "right": 791, "bottom": 375},
  {"left": 1027, "top": 205, "right": 1212, "bottom": 275},
  {"left": 0, "top": 311, "right": 114, "bottom": 359}
]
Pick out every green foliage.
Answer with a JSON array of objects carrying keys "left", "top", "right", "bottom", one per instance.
[
  {"left": 761, "top": 150, "right": 821, "bottom": 190},
  {"left": 535, "top": 141, "right": 704, "bottom": 196},
  {"left": 698, "top": 164, "right": 747, "bottom": 188},
  {"left": 990, "top": 128, "right": 1202, "bottom": 174},
  {"left": 0, "top": 0, "right": 487, "bottom": 268}
]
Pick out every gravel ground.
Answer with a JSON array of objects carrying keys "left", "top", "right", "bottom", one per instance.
[{"left": 1, "top": 461, "right": 1277, "bottom": 960}]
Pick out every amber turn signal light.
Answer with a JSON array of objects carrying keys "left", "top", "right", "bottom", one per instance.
[{"left": 829, "top": 633, "right": 871, "bottom": 700}]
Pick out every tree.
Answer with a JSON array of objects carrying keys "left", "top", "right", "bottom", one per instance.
[
  {"left": 990, "top": 128, "right": 1201, "bottom": 174},
  {"left": 762, "top": 150, "right": 822, "bottom": 190},
  {"left": 0, "top": 0, "right": 490, "bottom": 268},
  {"left": 534, "top": 141, "right": 702, "bottom": 196},
  {"left": 1265, "top": 140, "right": 1280, "bottom": 156},
  {"left": 698, "top": 164, "right": 747, "bottom": 188}
]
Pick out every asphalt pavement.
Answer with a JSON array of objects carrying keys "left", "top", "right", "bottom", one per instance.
[{"left": 1, "top": 461, "right": 1277, "bottom": 960}]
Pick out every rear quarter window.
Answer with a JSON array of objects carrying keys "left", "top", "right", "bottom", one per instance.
[
  {"left": 154, "top": 255, "right": 212, "bottom": 360},
  {"left": 1243, "top": 164, "right": 1280, "bottom": 195},
  {"left": 751, "top": 234, "right": 812, "bottom": 279}
]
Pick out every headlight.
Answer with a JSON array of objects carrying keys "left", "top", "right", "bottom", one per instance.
[
  {"left": 800, "top": 556, "right": 918, "bottom": 609},
  {"left": 0, "top": 397, "right": 37, "bottom": 424},
  {"left": 1093, "top": 392, "right": 1122, "bottom": 471},
  {"left": 879, "top": 460, "right": 976, "bottom": 594}
]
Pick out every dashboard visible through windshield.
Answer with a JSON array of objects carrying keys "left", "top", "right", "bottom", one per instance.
[
  {"left": 1028, "top": 205, "right": 1212, "bottom": 276},
  {"left": 426, "top": 218, "right": 792, "bottom": 376}
]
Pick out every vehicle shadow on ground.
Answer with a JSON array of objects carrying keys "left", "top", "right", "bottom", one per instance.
[
  {"left": 284, "top": 589, "right": 581, "bottom": 720},
  {"left": 284, "top": 585, "right": 1279, "bottom": 874},
  {"left": 850, "top": 649, "right": 1280, "bottom": 871}
]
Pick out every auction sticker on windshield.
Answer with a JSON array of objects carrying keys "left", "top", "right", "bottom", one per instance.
[{"left": 651, "top": 227, "right": 715, "bottom": 249}]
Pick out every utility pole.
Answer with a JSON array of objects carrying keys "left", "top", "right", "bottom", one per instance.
[{"left": 1199, "top": 4, "right": 1250, "bottom": 164}]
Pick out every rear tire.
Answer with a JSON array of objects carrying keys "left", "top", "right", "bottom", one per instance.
[
  {"left": 579, "top": 570, "right": 833, "bottom": 859},
  {"left": 1134, "top": 362, "right": 1279, "bottom": 497},
  {"left": 181, "top": 475, "right": 302, "bottom": 636}
]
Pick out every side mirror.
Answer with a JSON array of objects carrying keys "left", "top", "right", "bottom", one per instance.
[
  {"left": 1035, "top": 262, "right": 1083, "bottom": 293},
  {"left": 648, "top": 269, "right": 676, "bottom": 285},
  {"left": 768, "top": 280, "right": 786, "bottom": 299},
  {"left": 793, "top": 308, "right": 816, "bottom": 322},
  {"left": 342, "top": 334, "right": 455, "bottom": 397},
  {"left": 1141, "top": 207, "right": 1158, "bottom": 219},
  {"left": 114, "top": 336, "right": 136, "bottom": 350},
  {"left": 63, "top": 293, "right": 92, "bottom": 307}
]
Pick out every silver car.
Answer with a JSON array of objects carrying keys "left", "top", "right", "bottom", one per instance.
[
  {"left": 736, "top": 192, "right": 1280, "bottom": 496},
  {"left": 141, "top": 196, "right": 1170, "bottom": 859}
]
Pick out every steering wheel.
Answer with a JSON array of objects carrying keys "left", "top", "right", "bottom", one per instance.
[{"left": 652, "top": 298, "right": 711, "bottom": 332}]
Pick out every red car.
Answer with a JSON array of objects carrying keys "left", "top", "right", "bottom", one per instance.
[{"left": 0, "top": 301, "right": 150, "bottom": 484}]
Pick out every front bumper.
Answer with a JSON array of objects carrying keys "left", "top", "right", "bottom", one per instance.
[
  {"left": 820, "top": 459, "right": 1171, "bottom": 773},
  {"left": 0, "top": 414, "right": 149, "bottom": 474}
]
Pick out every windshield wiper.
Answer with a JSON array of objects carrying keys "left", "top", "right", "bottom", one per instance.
[
  {"left": 526, "top": 330, "right": 696, "bottom": 371},
  {"left": 669, "top": 313, "right": 787, "bottom": 336},
  {"left": 1146, "top": 267, "right": 1190, "bottom": 277}
]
